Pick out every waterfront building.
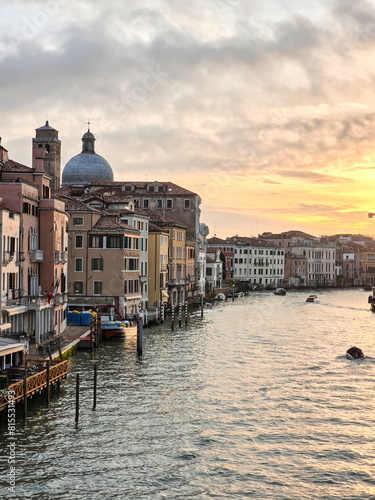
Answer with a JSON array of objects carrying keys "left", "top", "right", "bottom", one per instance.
[
  {"left": 148, "top": 223, "right": 169, "bottom": 307},
  {"left": 205, "top": 248, "right": 223, "bottom": 290},
  {"left": 262, "top": 231, "right": 336, "bottom": 287},
  {"left": 207, "top": 236, "right": 234, "bottom": 279},
  {"left": 284, "top": 253, "right": 307, "bottom": 287},
  {"left": 0, "top": 140, "right": 68, "bottom": 342},
  {"left": 146, "top": 211, "right": 188, "bottom": 306},
  {"left": 291, "top": 241, "right": 336, "bottom": 287},
  {"left": 64, "top": 198, "right": 141, "bottom": 315},
  {"left": 228, "top": 236, "right": 285, "bottom": 287}
]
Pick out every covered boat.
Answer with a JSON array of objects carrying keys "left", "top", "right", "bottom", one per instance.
[
  {"left": 97, "top": 305, "right": 137, "bottom": 340},
  {"left": 346, "top": 346, "right": 364, "bottom": 360},
  {"left": 274, "top": 288, "right": 286, "bottom": 296}
]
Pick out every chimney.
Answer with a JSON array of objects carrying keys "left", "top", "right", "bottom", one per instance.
[
  {"left": 0, "top": 138, "right": 9, "bottom": 164},
  {"left": 33, "top": 145, "right": 45, "bottom": 172}
]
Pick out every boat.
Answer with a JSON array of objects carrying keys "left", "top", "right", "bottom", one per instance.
[
  {"left": 346, "top": 346, "right": 364, "bottom": 360},
  {"left": 97, "top": 305, "right": 137, "bottom": 340},
  {"left": 368, "top": 287, "right": 375, "bottom": 312},
  {"left": 273, "top": 288, "right": 286, "bottom": 296},
  {"left": 363, "top": 285, "right": 373, "bottom": 291},
  {"left": 306, "top": 295, "right": 318, "bottom": 302}
]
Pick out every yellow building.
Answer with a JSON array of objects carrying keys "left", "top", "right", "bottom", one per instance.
[{"left": 148, "top": 222, "right": 169, "bottom": 307}]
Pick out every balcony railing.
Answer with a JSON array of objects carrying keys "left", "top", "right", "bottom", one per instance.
[
  {"left": 168, "top": 278, "right": 188, "bottom": 286},
  {"left": 30, "top": 249, "right": 44, "bottom": 263},
  {"left": 2, "top": 251, "right": 14, "bottom": 266}
]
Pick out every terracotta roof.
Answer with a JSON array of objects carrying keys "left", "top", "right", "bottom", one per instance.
[
  {"left": 91, "top": 214, "right": 138, "bottom": 232},
  {"left": 63, "top": 196, "right": 102, "bottom": 213},
  {"left": 261, "top": 230, "right": 317, "bottom": 240},
  {"left": 144, "top": 210, "right": 186, "bottom": 228},
  {"left": 227, "top": 236, "right": 279, "bottom": 248},
  {"left": 3, "top": 159, "right": 32, "bottom": 172},
  {"left": 207, "top": 237, "right": 226, "bottom": 244},
  {"left": 149, "top": 222, "right": 169, "bottom": 233},
  {"left": 80, "top": 180, "right": 199, "bottom": 197}
]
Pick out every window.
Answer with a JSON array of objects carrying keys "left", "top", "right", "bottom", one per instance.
[
  {"left": 74, "top": 281, "right": 83, "bottom": 294},
  {"left": 134, "top": 199, "right": 140, "bottom": 208},
  {"left": 89, "top": 235, "right": 103, "bottom": 248},
  {"left": 75, "top": 258, "right": 83, "bottom": 272},
  {"left": 75, "top": 235, "right": 83, "bottom": 248},
  {"left": 128, "top": 258, "right": 138, "bottom": 270},
  {"left": 93, "top": 281, "right": 102, "bottom": 295},
  {"left": 156, "top": 199, "right": 163, "bottom": 208},
  {"left": 124, "top": 280, "right": 127, "bottom": 294},
  {"left": 184, "top": 199, "right": 190, "bottom": 209},
  {"left": 107, "top": 236, "right": 122, "bottom": 248},
  {"left": 143, "top": 199, "right": 149, "bottom": 209},
  {"left": 166, "top": 199, "right": 173, "bottom": 209},
  {"left": 73, "top": 217, "right": 84, "bottom": 226},
  {"left": 91, "top": 257, "right": 103, "bottom": 271}
]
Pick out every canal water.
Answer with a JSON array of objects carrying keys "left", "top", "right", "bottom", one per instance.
[{"left": 2, "top": 289, "right": 375, "bottom": 499}]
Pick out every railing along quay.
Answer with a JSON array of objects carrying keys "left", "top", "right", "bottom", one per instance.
[{"left": 0, "top": 360, "right": 68, "bottom": 412}]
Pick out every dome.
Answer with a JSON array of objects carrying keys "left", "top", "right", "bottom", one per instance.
[{"left": 62, "top": 129, "right": 114, "bottom": 185}]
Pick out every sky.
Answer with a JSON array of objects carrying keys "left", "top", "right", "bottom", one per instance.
[{"left": 1, "top": 0, "right": 375, "bottom": 239}]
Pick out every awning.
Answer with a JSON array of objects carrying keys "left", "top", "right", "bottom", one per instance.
[
  {"left": 0, "top": 343, "right": 24, "bottom": 357},
  {"left": 3, "top": 306, "right": 28, "bottom": 316}
]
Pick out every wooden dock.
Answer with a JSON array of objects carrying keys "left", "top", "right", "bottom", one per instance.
[{"left": 0, "top": 360, "right": 68, "bottom": 412}]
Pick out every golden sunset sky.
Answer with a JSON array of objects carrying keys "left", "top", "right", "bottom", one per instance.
[{"left": 1, "top": 0, "right": 375, "bottom": 238}]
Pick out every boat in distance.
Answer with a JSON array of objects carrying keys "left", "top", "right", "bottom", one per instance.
[
  {"left": 273, "top": 288, "right": 286, "bottom": 296},
  {"left": 306, "top": 295, "right": 318, "bottom": 302}
]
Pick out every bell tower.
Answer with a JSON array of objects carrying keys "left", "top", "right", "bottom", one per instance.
[{"left": 32, "top": 121, "right": 61, "bottom": 190}]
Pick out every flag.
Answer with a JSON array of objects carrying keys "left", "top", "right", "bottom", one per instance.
[
  {"left": 48, "top": 278, "right": 59, "bottom": 304},
  {"left": 52, "top": 278, "right": 60, "bottom": 298}
]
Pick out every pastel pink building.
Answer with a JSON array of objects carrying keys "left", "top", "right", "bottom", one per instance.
[{"left": 0, "top": 136, "right": 68, "bottom": 342}]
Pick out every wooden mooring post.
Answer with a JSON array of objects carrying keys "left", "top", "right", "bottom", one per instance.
[
  {"left": 185, "top": 300, "right": 188, "bottom": 325},
  {"left": 178, "top": 302, "right": 182, "bottom": 328},
  {"left": 93, "top": 364, "right": 97, "bottom": 410},
  {"left": 23, "top": 368, "right": 27, "bottom": 420},
  {"left": 171, "top": 304, "right": 175, "bottom": 331},
  {"left": 75, "top": 373, "right": 80, "bottom": 424},
  {"left": 137, "top": 317, "right": 143, "bottom": 356},
  {"left": 46, "top": 360, "right": 50, "bottom": 407},
  {"left": 201, "top": 295, "right": 204, "bottom": 318}
]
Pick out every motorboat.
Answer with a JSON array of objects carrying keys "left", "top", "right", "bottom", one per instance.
[
  {"left": 346, "top": 346, "right": 364, "bottom": 360},
  {"left": 368, "top": 287, "right": 375, "bottom": 312},
  {"left": 306, "top": 295, "right": 318, "bottom": 302},
  {"left": 273, "top": 288, "right": 286, "bottom": 296}
]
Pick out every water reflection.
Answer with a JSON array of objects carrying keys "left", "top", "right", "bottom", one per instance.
[{"left": 2, "top": 289, "right": 375, "bottom": 499}]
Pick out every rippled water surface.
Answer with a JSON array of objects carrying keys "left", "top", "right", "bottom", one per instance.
[{"left": 2, "top": 289, "right": 375, "bottom": 499}]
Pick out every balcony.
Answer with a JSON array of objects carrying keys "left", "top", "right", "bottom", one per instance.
[
  {"left": 30, "top": 249, "right": 44, "bottom": 263},
  {"left": 2, "top": 251, "right": 14, "bottom": 266},
  {"left": 15, "top": 252, "right": 25, "bottom": 266},
  {"left": 168, "top": 278, "right": 188, "bottom": 286}
]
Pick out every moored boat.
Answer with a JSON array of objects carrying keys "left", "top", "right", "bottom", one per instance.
[
  {"left": 97, "top": 305, "right": 137, "bottom": 340},
  {"left": 274, "top": 288, "right": 286, "bottom": 296}
]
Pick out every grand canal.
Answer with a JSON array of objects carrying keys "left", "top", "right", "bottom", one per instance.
[{"left": 2, "top": 288, "right": 375, "bottom": 499}]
